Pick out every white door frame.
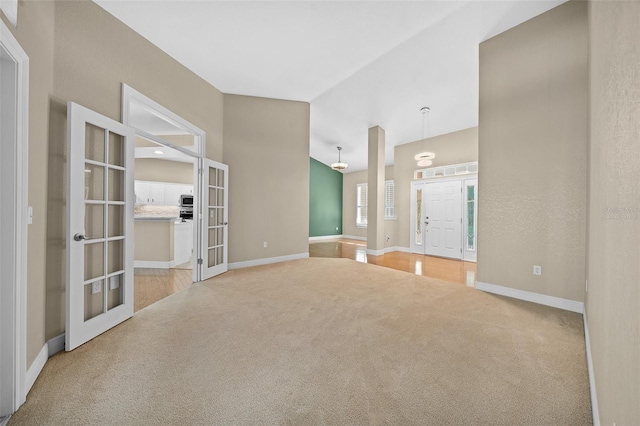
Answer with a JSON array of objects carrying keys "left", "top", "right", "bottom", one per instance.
[
  {"left": 410, "top": 174, "right": 477, "bottom": 261},
  {"left": 0, "top": 20, "right": 29, "bottom": 417}
]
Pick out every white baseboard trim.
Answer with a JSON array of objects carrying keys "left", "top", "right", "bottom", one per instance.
[
  {"left": 384, "top": 246, "right": 411, "bottom": 254},
  {"left": 475, "top": 281, "right": 585, "bottom": 314},
  {"left": 583, "top": 312, "right": 600, "bottom": 426},
  {"left": 228, "top": 253, "right": 309, "bottom": 270},
  {"left": 309, "top": 235, "right": 343, "bottom": 242},
  {"left": 1, "top": 415, "right": 10, "bottom": 426},
  {"left": 25, "top": 344, "right": 47, "bottom": 396},
  {"left": 342, "top": 235, "right": 367, "bottom": 241},
  {"left": 134, "top": 260, "right": 175, "bottom": 269},
  {"left": 47, "top": 334, "right": 65, "bottom": 356},
  {"left": 366, "top": 248, "right": 385, "bottom": 256}
]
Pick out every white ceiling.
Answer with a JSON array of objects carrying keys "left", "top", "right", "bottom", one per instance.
[{"left": 94, "top": 0, "right": 566, "bottom": 172}]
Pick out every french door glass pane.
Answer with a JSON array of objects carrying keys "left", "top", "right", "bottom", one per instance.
[
  {"left": 85, "top": 204, "right": 104, "bottom": 239},
  {"left": 84, "top": 242, "right": 104, "bottom": 281},
  {"left": 108, "top": 132, "right": 124, "bottom": 167},
  {"left": 84, "top": 281, "right": 104, "bottom": 321},
  {"left": 108, "top": 168, "right": 125, "bottom": 201},
  {"left": 84, "top": 163, "right": 104, "bottom": 201},
  {"left": 85, "top": 123, "right": 105, "bottom": 163},
  {"left": 107, "top": 273, "right": 123, "bottom": 310},
  {"left": 107, "top": 240, "right": 123, "bottom": 274},
  {"left": 108, "top": 205, "right": 124, "bottom": 237}
]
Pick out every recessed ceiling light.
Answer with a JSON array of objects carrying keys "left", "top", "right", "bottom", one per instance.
[{"left": 154, "top": 150, "right": 164, "bottom": 155}]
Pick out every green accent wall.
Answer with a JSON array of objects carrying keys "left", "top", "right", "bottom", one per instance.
[{"left": 309, "top": 158, "right": 343, "bottom": 237}]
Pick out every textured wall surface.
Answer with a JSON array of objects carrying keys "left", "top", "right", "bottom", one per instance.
[
  {"left": 309, "top": 158, "right": 343, "bottom": 237},
  {"left": 587, "top": 1, "right": 640, "bottom": 424},
  {"left": 477, "top": 1, "right": 587, "bottom": 302},
  {"left": 223, "top": 94, "right": 310, "bottom": 263},
  {"left": 2, "top": 0, "right": 55, "bottom": 367}
]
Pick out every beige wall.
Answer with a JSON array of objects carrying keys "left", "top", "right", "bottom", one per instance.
[
  {"left": 134, "top": 220, "right": 174, "bottom": 262},
  {"left": 3, "top": 1, "right": 55, "bottom": 368},
  {"left": 4, "top": 0, "right": 226, "bottom": 359},
  {"left": 587, "top": 1, "right": 640, "bottom": 424},
  {"left": 394, "top": 128, "right": 478, "bottom": 249},
  {"left": 342, "top": 166, "right": 397, "bottom": 247},
  {"left": 135, "top": 159, "right": 194, "bottom": 184},
  {"left": 477, "top": 1, "right": 587, "bottom": 302},
  {"left": 223, "top": 95, "right": 310, "bottom": 263},
  {"left": 43, "top": 0, "right": 224, "bottom": 341}
]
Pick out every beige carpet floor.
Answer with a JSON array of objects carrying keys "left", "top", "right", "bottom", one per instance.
[{"left": 10, "top": 258, "right": 591, "bottom": 425}]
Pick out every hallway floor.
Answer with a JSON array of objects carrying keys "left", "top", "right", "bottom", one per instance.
[{"left": 309, "top": 238, "right": 477, "bottom": 286}]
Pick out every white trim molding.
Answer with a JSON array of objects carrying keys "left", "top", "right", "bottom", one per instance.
[
  {"left": 0, "top": 19, "right": 29, "bottom": 416},
  {"left": 342, "top": 235, "right": 367, "bottom": 241},
  {"left": 309, "top": 235, "right": 343, "bottom": 242},
  {"left": 366, "top": 248, "right": 385, "bottom": 256},
  {"left": 385, "top": 246, "right": 411, "bottom": 254},
  {"left": 229, "top": 253, "right": 309, "bottom": 270},
  {"left": 47, "top": 334, "right": 65, "bottom": 357},
  {"left": 583, "top": 312, "right": 600, "bottom": 426},
  {"left": 475, "top": 281, "right": 585, "bottom": 314},
  {"left": 24, "top": 345, "right": 47, "bottom": 397},
  {"left": 134, "top": 260, "right": 175, "bottom": 269}
]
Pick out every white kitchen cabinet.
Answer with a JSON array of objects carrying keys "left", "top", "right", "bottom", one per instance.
[
  {"left": 164, "top": 184, "right": 182, "bottom": 206},
  {"left": 135, "top": 180, "right": 194, "bottom": 205},
  {"left": 180, "top": 185, "right": 194, "bottom": 196},
  {"left": 135, "top": 181, "right": 151, "bottom": 204}
]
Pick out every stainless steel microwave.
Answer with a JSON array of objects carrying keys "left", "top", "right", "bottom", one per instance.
[{"left": 179, "top": 194, "right": 194, "bottom": 207}]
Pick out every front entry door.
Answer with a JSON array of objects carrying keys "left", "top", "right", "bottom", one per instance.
[
  {"left": 66, "top": 102, "right": 135, "bottom": 351},
  {"left": 199, "top": 158, "right": 228, "bottom": 280},
  {"left": 410, "top": 180, "right": 463, "bottom": 259}
]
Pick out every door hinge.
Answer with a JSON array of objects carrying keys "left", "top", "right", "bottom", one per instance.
[
  {"left": 198, "top": 258, "right": 203, "bottom": 265},
  {"left": 198, "top": 168, "right": 203, "bottom": 175}
]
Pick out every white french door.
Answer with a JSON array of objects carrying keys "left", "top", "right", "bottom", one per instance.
[
  {"left": 66, "top": 102, "right": 135, "bottom": 351},
  {"left": 410, "top": 180, "right": 463, "bottom": 259},
  {"left": 198, "top": 158, "right": 228, "bottom": 280}
]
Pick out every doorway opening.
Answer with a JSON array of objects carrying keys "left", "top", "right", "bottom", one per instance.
[
  {"left": 132, "top": 134, "right": 196, "bottom": 311},
  {"left": 0, "top": 21, "right": 29, "bottom": 419},
  {"left": 122, "top": 84, "right": 229, "bottom": 312}
]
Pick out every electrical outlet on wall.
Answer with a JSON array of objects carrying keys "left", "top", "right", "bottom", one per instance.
[
  {"left": 336, "top": 226, "right": 339, "bottom": 231},
  {"left": 533, "top": 265, "right": 542, "bottom": 276},
  {"left": 263, "top": 241, "right": 267, "bottom": 248},
  {"left": 91, "top": 281, "right": 101, "bottom": 294}
]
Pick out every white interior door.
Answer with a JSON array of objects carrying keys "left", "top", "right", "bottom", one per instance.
[
  {"left": 66, "top": 102, "right": 135, "bottom": 351},
  {"left": 410, "top": 180, "right": 463, "bottom": 259},
  {"left": 199, "top": 158, "right": 228, "bottom": 280}
]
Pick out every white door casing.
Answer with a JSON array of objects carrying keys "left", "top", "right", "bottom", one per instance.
[
  {"left": 0, "top": 20, "right": 29, "bottom": 417},
  {"left": 66, "top": 102, "right": 135, "bottom": 351},
  {"left": 199, "top": 158, "right": 228, "bottom": 280},
  {"left": 410, "top": 179, "right": 464, "bottom": 260}
]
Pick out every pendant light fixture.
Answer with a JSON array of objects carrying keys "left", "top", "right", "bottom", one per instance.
[
  {"left": 331, "top": 146, "right": 348, "bottom": 171},
  {"left": 415, "top": 106, "right": 435, "bottom": 167}
]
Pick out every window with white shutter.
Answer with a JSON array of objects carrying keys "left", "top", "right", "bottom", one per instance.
[
  {"left": 385, "top": 180, "right": 395, "bottom": 219},
  {"left": 356, "top": 183, "right": 367, "bottom": 227}
]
